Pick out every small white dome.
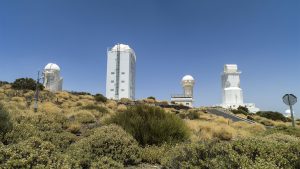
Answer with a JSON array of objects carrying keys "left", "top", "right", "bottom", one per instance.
[
  {"left": 285, "top": 109, "right": 291, "bottom": 114},
  {"left": 182, "top": 75, "right": 194, "bottom": 81},
  {"left": 44, "top": 63, "right": 60, "bottom": 71},
  {"left": 284, "top": 109, "right": 292, "bottom": 117},
  {"left": 111, "top": 44, "right": 131, "bottom": 51}
]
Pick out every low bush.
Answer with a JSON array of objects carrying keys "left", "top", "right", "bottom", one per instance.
[
  {"left": 94, "top": 93, "right": 107, "bottom": 103},
  {"left": 0, "top": 81, "right": 9, "bottom": 87},
  {"left": 231, "top": 106, "right": 249, "bottom": 115},
  {"left": 66, "top": 124, "right": 141, "bottom": 168},
  {"left": 257, "top": 111, "right": 288, "bottom": 122},
  {"left": 108, "top": 105, "right": 190, "bottom": 146},
  {"left": 11, "top": 78, "right": 44, "bottom": 91},
  {"left": 0, "top": 106, "right": 13, "bottom": 141},
  {"left": 265, "top": 126, "right": 300, "bottom": 138},
  {"left": 0, "top": 137, "right": 59, "bottom": 168},
  {"left": 161, "top": 135, "right": 300, "bottom": 169},
  {"left": 74, "top": 110, "right": 96, "bottom": 124}
]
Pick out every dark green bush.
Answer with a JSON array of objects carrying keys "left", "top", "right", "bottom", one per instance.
[
  {"left": 69, "top": 91, "right": 91, "bottom": 95},
  {"left": 66, "top": 124, "right": 141, "bottom": 168},
  {"left": 0, "top": 106, "right": 12, "bottom": 142},
  {"left": 257, "top": 111, "right": 288, "bottom": 122},
  {"left": 231, "top": 106, "right": 249, "bottom": 115},
  {"left": 11, "top": 78, "right": 44, "bottom": 91},
  {"left": 94, "top": 93, "right": 107, "bottom": 103},
  {"left": 0, "top": 81, "right": 9, "bottom": 87},
  {"left": 147, "top": 96, "right": 156, "bottom": 100},
  {"left": 108, "top": 105, "right": 190, "bottom": 146}
]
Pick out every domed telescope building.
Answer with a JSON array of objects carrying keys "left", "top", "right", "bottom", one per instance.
[
  {"left": 43, "top": 63, "right": 63, "bottom": 92},
  {"left": 106, "top": 44, "right": 136, "bottom": 100},
  {"left": 171, "top": 75, "right": 195, "bottom": 108}
]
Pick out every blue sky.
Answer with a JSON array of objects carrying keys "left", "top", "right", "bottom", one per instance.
[{"left": 0, "top": 0, "right": 299, "bottom": 116}]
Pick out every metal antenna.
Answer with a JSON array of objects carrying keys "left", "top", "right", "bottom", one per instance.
[
  {"left": 34, "top": 71, "right": 40, "bottom": 112},
  {"left": 33, "top": 71, "right": 44, "bottom": 112}
]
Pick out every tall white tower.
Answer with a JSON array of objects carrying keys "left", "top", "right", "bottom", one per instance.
[
  {"left": 106, "top": 44, "right": 136, "bottom": 100},
  {"left": 182, "top": 75, "right": 195, "bottom": 97},
  {"left": 221, "top": 64, "right": 243, "bottom": 108},
  {"left": 220, "top": 64, "right": 260, "bottom": 112},
  {"left": 43, "top": 63, "right": 63, "bottom": 92},
  {"left": 171, "top": 75, "right": 195, "bottom": 108}
]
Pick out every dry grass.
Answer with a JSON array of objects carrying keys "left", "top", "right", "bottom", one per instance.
[
  {"left": 11, "top": 97, "right": 25, "bottom": 102},
  {"left": 39, "top": 102, "right": 62, "bottom": 114},
  {"left": 186, "top": 120, "right": 236, "bottom": 141},
  {"left": 236, "top": 114, "right": 247, "bottom": 119},
  {"left": 117, "top": 104, "right": 127, "bottom": 112},
  {"left": 106, "top": 100, "right": 117, "bottom": 109},
  {"left": 72, "top": 110, "right": 96, "bottom": 124},
  {"left": 56, "top": 91, "right": 70, "bottom": 100},
  {"left": 67, "top": 122, "right": 81, "bottom": 134},
  {"left": 0, "top": 93, "right": 6, "bottom": 99},
  {"left": 78, "top": 95, "right": 94, "bottom": 100}
]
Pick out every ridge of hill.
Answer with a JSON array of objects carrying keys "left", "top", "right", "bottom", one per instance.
[{"left": 0, "top": 83, "right": 300, "bottom": 168}]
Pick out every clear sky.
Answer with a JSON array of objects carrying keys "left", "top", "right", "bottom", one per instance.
[{"left": 0, "top": 0, "right": 299, "bottom": 116}]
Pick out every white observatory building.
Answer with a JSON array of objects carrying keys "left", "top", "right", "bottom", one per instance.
[
  {"left": 106, "top": 44, "right": 136, "bottom": 100},
  {"left": 43, "top": 63, "right": 63, "bottom": 92},
  {"left": 171, "top": 75, "right": 195, "bottom": 108},
  {"left": 220, "top": 64, "right": 259, "bottom": 112}
]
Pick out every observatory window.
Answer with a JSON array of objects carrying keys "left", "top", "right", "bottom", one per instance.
[
  {"left": 121, "top": 72, "right": 125, "bottom": 75},
  {"left": 121, "top": 80, "right": 125, "bottom": 83},
  {"left": 111, "top": 80, "right": 114, "bottom": 83},
  {"left": 110, "top": 89, "right": 114, "bottom": 91},
  {"left": 186, "top": 103, "right": 189, "bottom": 106},
  {"left": 121, "top": 89, "right": 125, "bottom": 92},
  {"left": 111, "top": 72, "right": 115, "bottom": 75}
]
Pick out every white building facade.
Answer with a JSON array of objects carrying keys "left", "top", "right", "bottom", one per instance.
[
  {"left": 171, "top": 75, "right": 195, "bottom": 108},
  {"left": 106, "top": 44, "right": 136, "bottom": 100},
  {"left": 221, "top": 64, "right": 259, "bottom": 113},
  {"left": 43, "top": 63, "right": 63, "bottom": 92}
]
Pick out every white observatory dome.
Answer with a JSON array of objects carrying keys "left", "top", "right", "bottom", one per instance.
[
  {"left": 182, "top": 75, "right": 194, "bottom": 81},
  {"left": 283, "top": 109, "right": 292, "bottom": 117},
  {"left": 111, "top": 44, "right": 131, "bottom": 51},
  {"left": 44, "top": 63, "right": 60, "bottom": 71}
]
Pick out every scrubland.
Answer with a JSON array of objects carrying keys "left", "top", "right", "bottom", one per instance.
[{"left": 0, "top": 84, "right": 300, "bottom": 169}]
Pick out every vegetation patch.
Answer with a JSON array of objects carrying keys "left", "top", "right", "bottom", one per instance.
[{"left": 108, "top": 105, "right": 190, "bottom": 146}]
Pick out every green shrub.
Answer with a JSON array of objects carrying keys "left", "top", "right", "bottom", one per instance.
[
  {"left": 265, "top": 126, "right": 300, "bottom": 138},
  {"left": 0, "top": 106, "right": 12, "bottom": 141},
  {"left": 74, "top": 110, "right": 96, "bottom": 124},
  {"left": 0, "top": 81, "right": 9, "bottom": 87},
  {"left": 186, "top": 110, "right": 200, "bottom": 120},
  {"left": 141, "top": 144, "right": 172, "bottom": 164},
  {"left": 4, "top": 123, "right": 40, "bottom": 144},
  {"left": 108, "top": 105, "right": 190, "bottom": 146},
  {"left": 231, "top": 106, "right": 249, "bottom": 115},
  {"left": 147, "top": 96, "right": 156, "bottom": 100},
  {"left": 0, "top": 137, "right": 59, "bottom": 168},
  {"left": 257, "top": 111, "right": 288, "bottom": 122},
  {"left": 67, "top": 124, "right": 141, "bottom": 168},
  {"left": 94, "top": 93, "right": 107, "bottom": 103},
  {"left": 161, "top": 135, "right": 300, "bottom": 169},
  {"left": 11, "top": 78, "right": 44, "bottom": 91}
]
